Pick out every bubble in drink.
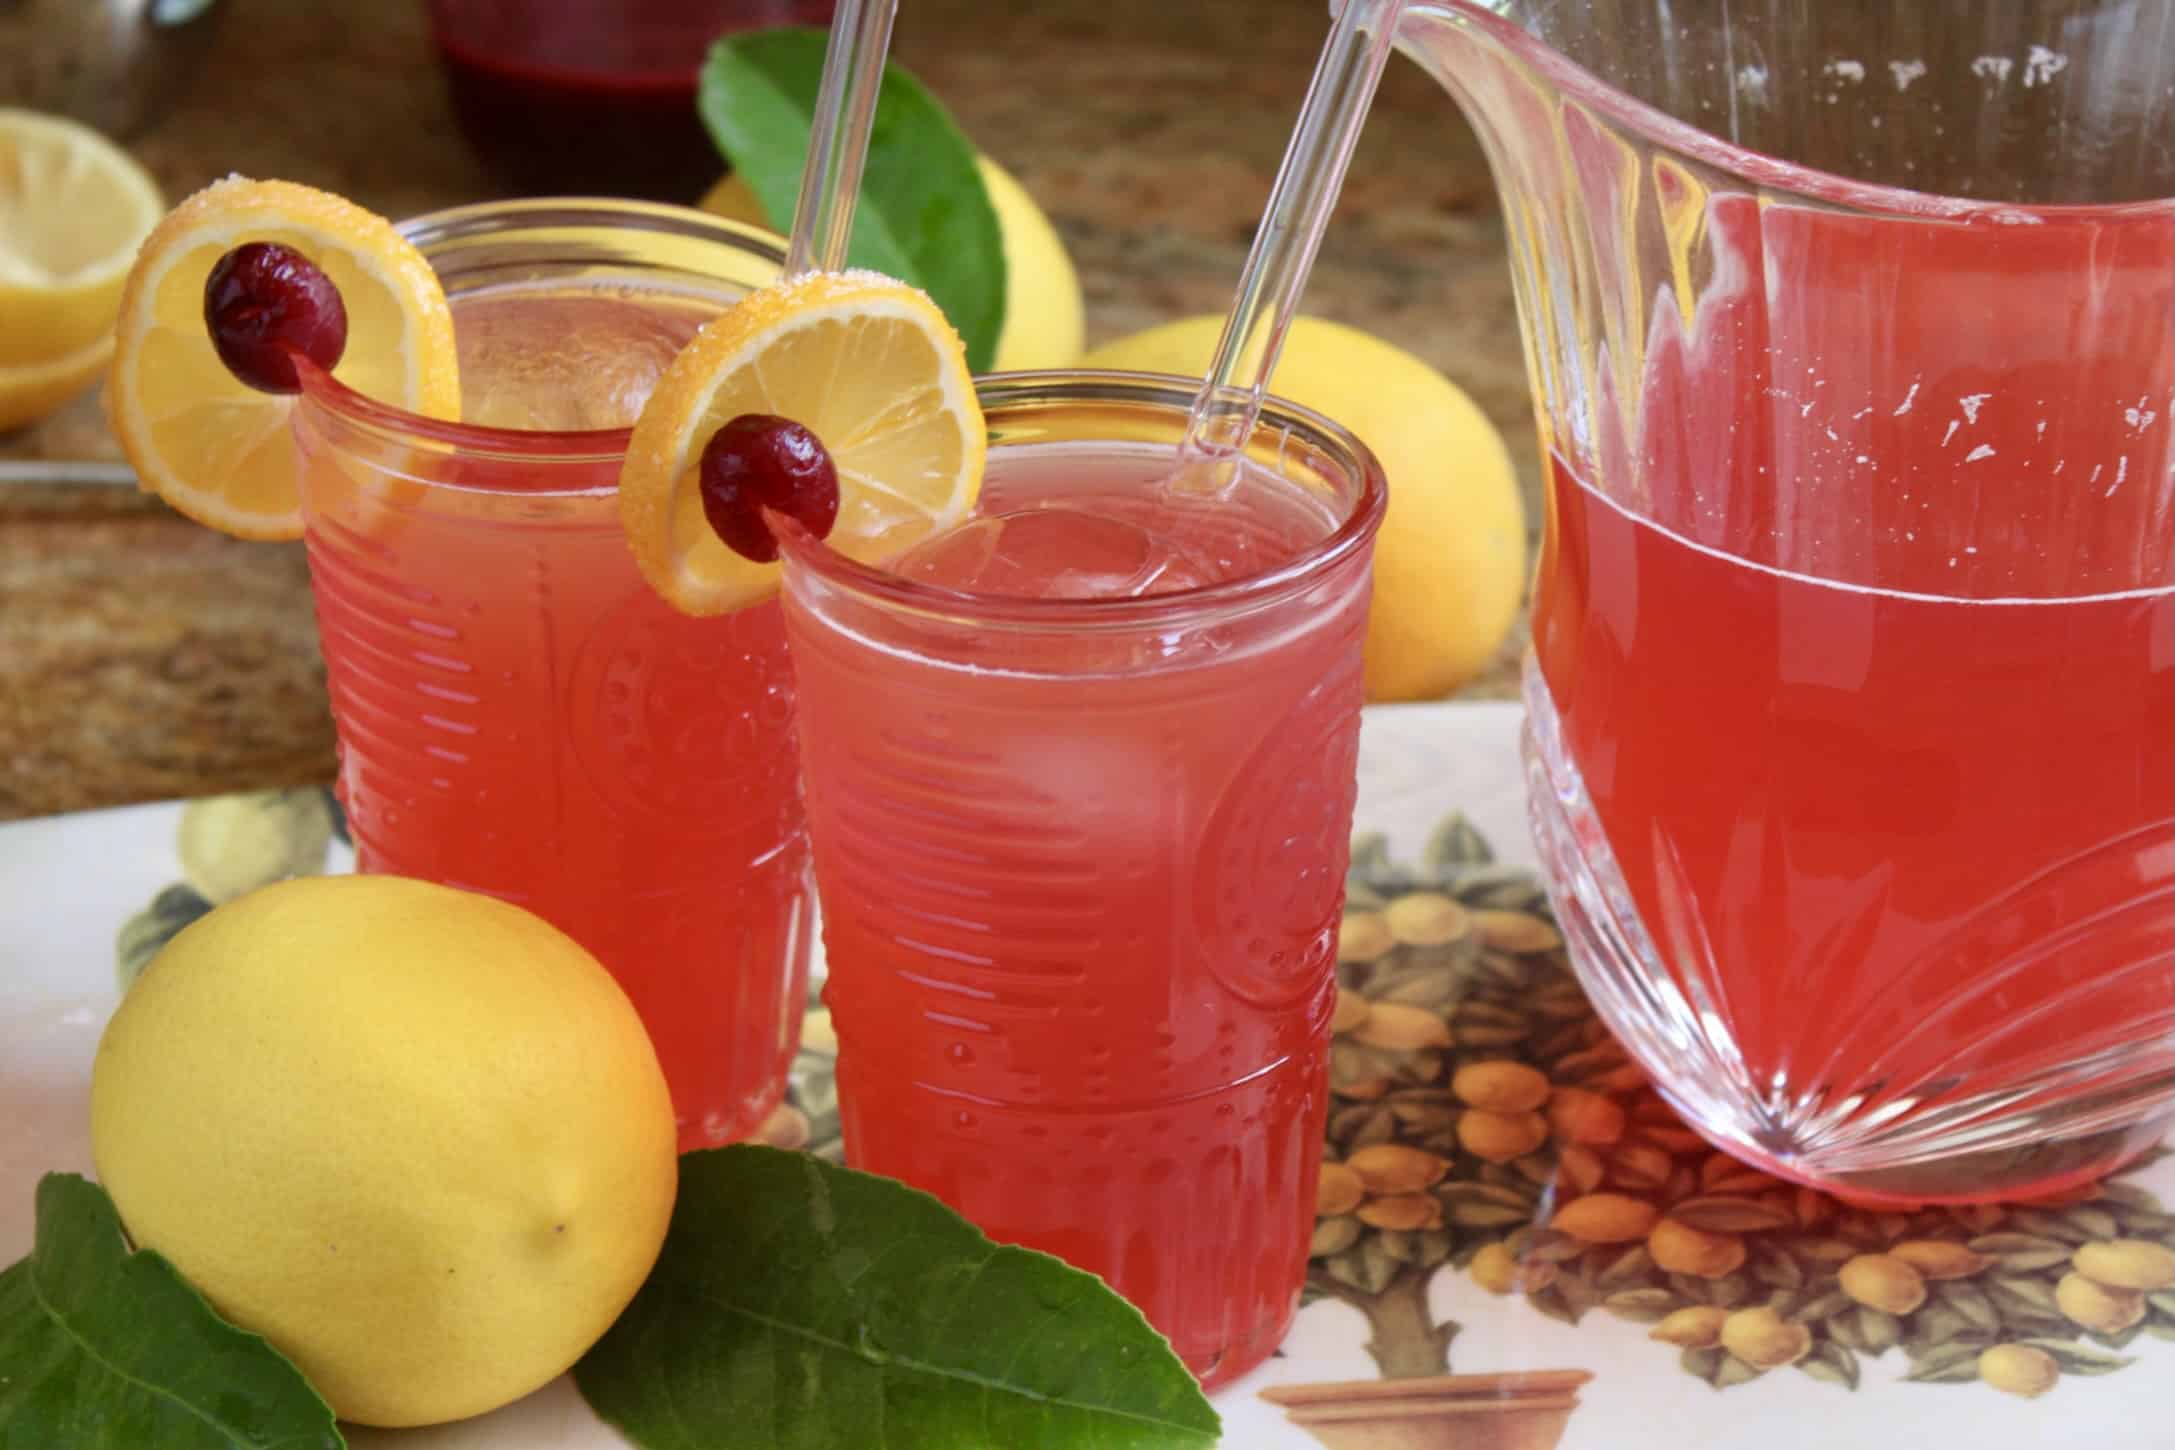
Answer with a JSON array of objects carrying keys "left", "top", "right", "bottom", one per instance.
[{"left": 453, "top": 287, "right": 711, "bottom": 431}]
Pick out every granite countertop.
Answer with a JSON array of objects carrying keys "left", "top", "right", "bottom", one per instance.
[{"left": 0, "top": 0, "right": 1531, "bottom": 821}]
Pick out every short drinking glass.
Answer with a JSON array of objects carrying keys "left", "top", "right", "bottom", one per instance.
[
  {"left": 778, "top": 370, "right": 1387, "bottom": 1387},
  {"left": 290, "top": 200, "right": 812, "bottom": 1151}
]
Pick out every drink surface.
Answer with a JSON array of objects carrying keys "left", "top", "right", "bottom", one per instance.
[
  {"left": 300, "top": 281, "right": 810, "bottom": 1150},
  {"left": 790, "top": 445, "right": 1365, "bottom": 1387},
  {"left": 890, "top": 445, "right": 1342, "bottom": 600}
]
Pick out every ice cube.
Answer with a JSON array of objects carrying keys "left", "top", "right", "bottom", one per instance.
[
  {"left": 453, "top": 289, "right": 707, "bottom": 432},
  {"left": 891, "top": 507, "right": 1214, "bottom": 600}
]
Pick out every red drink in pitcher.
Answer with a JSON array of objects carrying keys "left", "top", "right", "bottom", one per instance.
[{"left": 1528, "top": 197, "right": 2175, "bottom": 1200}]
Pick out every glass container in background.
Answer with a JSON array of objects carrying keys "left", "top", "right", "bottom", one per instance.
[
  {"left": 427, "top": 0, "right": 838, "bottom": 200},
  {"left": 779, "top": 371, "right": 1387, "bottom": 1388},
  {"left": 290, "top": 200, "right": 811, "bottom": 1151}
]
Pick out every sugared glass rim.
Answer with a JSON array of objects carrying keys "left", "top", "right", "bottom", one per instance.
[
  {"left": 774, "top": 368, "right": 1390, "bottom": 633},
  {"left": 293, "top": 197, "right": 787, "bottom": 475}
]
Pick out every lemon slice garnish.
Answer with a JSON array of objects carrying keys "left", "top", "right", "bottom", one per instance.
[
  {"left": 107, "top": 177, "right": 458, "bottom": 540},
  {"left": 619, "top": 269, "right": 984, "bottom": 615}
]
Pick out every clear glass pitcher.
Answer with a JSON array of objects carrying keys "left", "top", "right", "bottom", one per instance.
[{"left": 1397, "top": 0, "right": 2174, "bottom": 1201}]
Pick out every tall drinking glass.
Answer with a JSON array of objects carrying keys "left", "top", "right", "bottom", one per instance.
[
  {"left": 1392, "top": 0, "right": 2175, "bottom": 1202},
  {"left": 289, "top": 201, "right": 811, "bottom": 1151},
  {"left": 778, "top": 371, "right": 1387, "bottom": 1388}
]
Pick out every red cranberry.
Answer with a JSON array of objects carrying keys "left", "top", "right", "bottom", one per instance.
[
  {"left": 698, "top": 414, "right": 841, "bottom": 564},
  {"left": 203, "top": 242, "right": 348, "bottom": 394}
]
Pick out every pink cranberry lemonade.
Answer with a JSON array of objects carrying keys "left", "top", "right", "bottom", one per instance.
[
  {"left": 1528, "top": 200, "right": 2175, "bottom": 1200},
  {"left": 295, "top": 266, "right": 810, "bottom": 1152},
  {"left": 781, "top": 393, "right": 1385, "bottom": 1388}
]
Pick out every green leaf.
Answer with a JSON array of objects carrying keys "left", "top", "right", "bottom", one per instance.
[
  {"left": 1796, "top": 1339, "right": 1860, "bottom": 1391},
  {"left": 0, "top": 1174, "right": 342, "bottom": 1449},
  {"left": 1901, "top": 1342, "right": 1984, "bottom": 1384},
  {"left": 1710, "top": 1352, "right": 1762, "bottom": 1389},
  {"left": 575, "top": 1146, "right": 1219, "bottom": 1450},
  {"left": 2019, "top": 1336, "right": 2135, "bottom": 1375},
  {"left": 114, "top": 883, "right": 212, "bottom": 992},
  {"left": 1600, "top": 1287, "right": 1677, "bottom": 1322},
  {"left": 1421, "top": 813, "right": 1494, "bottom": 872},
  {"left": 698, "top": 28, "right": 1006, "bottom": 372},
  {"left": 151, "top": 0, "right": 221, "bottom": 24}
]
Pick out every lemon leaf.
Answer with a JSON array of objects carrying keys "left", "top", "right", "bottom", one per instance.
[
  {"left": 697, "top": 27, "right": 1006, "bottom": 372},
  {"left": 0, "top": 1174, "right": 343, "bottom": 1449},
  {"left": 574, "top": 1145, "right": 1220, "bottom": 1449}
]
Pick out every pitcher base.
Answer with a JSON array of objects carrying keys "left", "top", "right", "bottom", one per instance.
[{"left": 1520, "top": 658, "right": 2175, "bottom": 1205}]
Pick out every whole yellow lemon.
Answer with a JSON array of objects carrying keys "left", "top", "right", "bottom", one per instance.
[
  {"left": 1082, "top": 316, "right": 1527, "bottom": 701},
  {"left": 699, "top": 153, "right": 1085, "bottom": 372},
  {"left": 89, "top": 875, "right": 678, "bottom": 1428}
]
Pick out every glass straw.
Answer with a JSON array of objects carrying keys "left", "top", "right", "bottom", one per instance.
[
  {"left": 782, "top": 0, "right": 901, "bottom": 278},
  {"left": 1177, "top": 0, "right": 1404, "bottom": 472}
]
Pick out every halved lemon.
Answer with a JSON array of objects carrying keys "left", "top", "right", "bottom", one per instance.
[
  {"left": 0, "top": 333, "right": 114, "bottom": 432},
  {"left": 107, "top": 177, "right": 459, "bottom": 540},
  {"left": 0, "top": 108, "right": 164, "bottom": 371},
  {"left": 620, "top": 269, "right": 984, "bottom": 615}
]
